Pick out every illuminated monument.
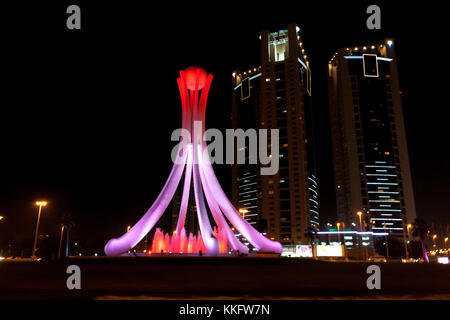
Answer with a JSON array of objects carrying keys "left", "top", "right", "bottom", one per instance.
[{"left": 104, "top": 67, "right": 282, "bottom": 256}]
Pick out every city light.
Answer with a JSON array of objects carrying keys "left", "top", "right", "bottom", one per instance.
[
  {"left": 336, "top": 223, "right": 341, "bottom": 242},
  {"left": 316, "top": 245, "right": 343, "bottom": 257},
  {"left": 356, "top": 211, "right": 365, "bottom": 232},
  {"left": 32, "top": 201, "right": 48, "bottom": 259},
  {"left": 1, "top": 8, "right": 449, "bottom": 302},
  {"left": 184, "top": 67, "right": 207, "bottom": 90},
  {"left": 239, "top": 208, "right": 249, "bottom": 219}
]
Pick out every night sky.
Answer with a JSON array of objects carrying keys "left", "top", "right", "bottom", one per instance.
[{"left": 1, "top": 1, "right": 449, "bottom": 254}]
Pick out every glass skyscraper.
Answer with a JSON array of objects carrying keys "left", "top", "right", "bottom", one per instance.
[
  {"left": 327, "top": 40, "right": 416, "bottom": 237},
  {"left": 232, "top": 23, "right": 319, "bottom": 246}
]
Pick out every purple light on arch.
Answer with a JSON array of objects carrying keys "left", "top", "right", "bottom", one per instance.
[{"left": 104, "top": 67, "right": 282, "bottom": 256}]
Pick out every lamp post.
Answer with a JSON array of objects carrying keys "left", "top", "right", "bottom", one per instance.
[
  {"left": 445, "top": 237, "right": 448, "bottom": 249},
  {"left": 337, "top": 222, "right": 341, "bottom": 243},
  {"left": 433, "top": 234, "right": 437, "bottom": 247},
  {"left": 383, "top": 222, "right": 390, "bottom": 260},
  {"left": 357, "top": 211, "right": 367, "bottom": 261},
  {"left": 0, "top": 216, "right": 4, "bottom": 234},
  {"left": 357, "top": 211, "right": 363, "bottom": 232},
  {"left": 57, "top": 224, "right": 65, "bottom": 259},
  {"left": 239, "top": 208, "right": 249, "bottom": 219},
  {"left": 402, "top": 220, "right": 409, "bottom": 259},
  {"left": 326, "top": 223, "right": 332, "bottom": 243},
  {"left": 32, "top": 201, "right": 47, "bottom": 259}
]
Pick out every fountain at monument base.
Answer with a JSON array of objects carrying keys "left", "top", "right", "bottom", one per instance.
[{"left": 149, "top": 227, "right": 228, "bottom": 255}]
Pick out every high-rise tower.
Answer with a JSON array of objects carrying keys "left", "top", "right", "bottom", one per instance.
[
  {"left": 327, "top": 40, "right": 416, "bottom": 237},
  {"left": 232, "top": 23, "right": 319, "bottom": 246}
]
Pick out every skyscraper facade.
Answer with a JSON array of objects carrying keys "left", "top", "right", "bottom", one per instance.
[
  {"left": 327, "top": 40, "right": 416, "bottom": 237},
  {"left": 232, "top": 23, "right": 319, "bottom": 246}
]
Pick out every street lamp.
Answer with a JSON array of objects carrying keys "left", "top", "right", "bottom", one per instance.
[
  {"left": 407, "top": 224, "right": 412, "bottom": 239},
  {"left": 357, "top": 211, "right": 367, "bottom": 261},
  {"left": 127, "top": 225, "right": 131, "bottom": 232},
  {"left": 337, "top": 222, "right": 341, "bottom": 243},
  {"left": 239, "top": 208, "right": 249, "bottom": 219},
  {"left": 32, "top": 201, "right": 47, "bottom": 259},
  {"left": 58, "top": 224, "right": 65, "bottom": 260},
  {"left": 445, "top": 237, "right": 448, "bottom": 249},
  {"left": 433, "top": 234, "right": 437, "bottom": 247},
  {"left": 0, "top": 216, "right": 4, "bottom": 221},
  {"left": 383, "top": 222, "right": 390, "bottom": 260},
  {"left": 357, "top": 211, "right": 364, "bottom": 232},
  {"left": 402, "top": 220, "right": 409, "bottom": 259}
]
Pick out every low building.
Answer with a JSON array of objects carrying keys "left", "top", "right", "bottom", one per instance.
[{"left": 316, "top": 230, "right": 388, "bottom": 259}]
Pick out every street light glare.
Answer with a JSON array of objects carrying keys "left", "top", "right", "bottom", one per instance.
[
  {"left": 357, "top": 211, "right": 362, "bottom": 216},
  {"left": 32, "top": 201, "right": 47, "bottom": 259}
]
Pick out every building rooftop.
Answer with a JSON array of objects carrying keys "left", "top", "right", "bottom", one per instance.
[{"left": 329, "top": 39, "right": 395, "bottom": 64}]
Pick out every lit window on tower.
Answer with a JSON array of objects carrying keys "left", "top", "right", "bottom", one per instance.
[{"left": 268, "top": 30, "right": 289, "bottom": 62}]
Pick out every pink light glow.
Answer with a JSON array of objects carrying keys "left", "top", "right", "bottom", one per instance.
[
  {"left": 184, "top": 67, "right": 207, "bottom": 91},
  {"left": 104, "top": 67, "right": 282, "bottom": 256},
  {"left": 150, "top": 228, "right": 213, "bottom": 254}
]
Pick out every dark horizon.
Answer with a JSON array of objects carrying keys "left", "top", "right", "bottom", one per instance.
[{"left": 1, "top": 1, "right": 449, "bottom": 255}]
